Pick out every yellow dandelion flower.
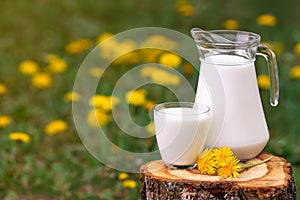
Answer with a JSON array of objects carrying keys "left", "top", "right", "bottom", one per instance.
[
  {"left": 0, "top": 83, "right": 7, "bottom": 95},
  {"left": 144, "top": 100, "right": 155, "bottom": 111},
  {"left": 168, "top": 74, "right": 180, "bottom": 85},
  {"left": 146, "top": 122, "right": 155, "bottom": 135},
  {"left": 213, "top": 146, "right": 236, "bottom": 167},
  {"left": 87, "top": 109, "right": 110, "bottom": 127},
  {"left": 111, "top": 145, "right": 118, "bottom": 154},
  {"left": 0, "top": 115, "right": 11, "bottom": 128},
  {"left": 97, "top": 32, "right": 113, "bottom": 44},
  {"left": 197, "top": 149, "right": 216, "bottom": 175},
  {"left": 150, "top": 69, "right": 180, "bottom": 86},
  {"left": 290, "top": 65, "right": 300, "bottom": 79},
  {"left": 98, "top": 38, "right": 119, "bottom": 60},
  {"left": 294, "top": 43, "right": 300, "bottom": 56},
  {"left": 65, "top": 38, "right": 92, "bottom": 55},
  {"left": 125, "top": 89, "right": 147, "bottom": 106},
  {"left": 89, "top": 67, "right": 104, "bottom": 78},
  {"left": 257, "top": 74, "right": 270, "bottom": 90},
  {"left": 217, "top": 158, "right": 241, "bottom": 179},
  {"left": 45, "top": 54, "right": 68, "bottom": 74},
  {"left": 261, "top": 41, "right": 283, "bottom": 56},
  {"left": 139, "top": 49, "right": 163, "bottom": 63},
  {"left": 122, "top": 180, "right": 137, "bottom": 189},
  {"left": 223, "top": 19, "right": 239, "bottom": 30},
  {"left": 140, "top": 35, "right": 178, "bottom": 51},
  {"left": 45, "top": 120, "right": 68, "bottom": 135},
  {"left": 176, "top": 0, "right": 195, "bottom": 17},
  {"left": 182, "top": 63, "right": 194, "bottom": 75},
  {"left": 113, "top": 51, "right": 140, "bottom": 65},
  {"left": 118, "top": 172, "right": 129, "bottom": 180},
  {"left": 64, "top": 91, "right": 81, "bottom": 103},
  {"left": 140, "top": 66, "right": 157, "bottom": 78},
  {"left": 197, "top": 146, "right": 270, "bottom": 179},
  {"left": 256, "top": 14, "right": 277, "bottom": 26},
  {"left": 110, "top": 96, "right": 121, "bottom": 108},
  {"left": 31, "top": 72, "right": 52, "bottom": 89},
  {"left": 89, "top": 95, "right": 120, "bottom": 111},
  {"left": 272, "top": 43, "right": 284, "bottom": 56},
  {"left": 9, "top": 132, "right": 30, "bottom": 143},
  {"left": 116, "top": 40, "right": 137, "bottom": 58},
  {"left": 89, "top": 95, "right": 108, "bottom": 107},
  {"left": 18, "top": 60, "right": 39, "bottom": 76},
  {"left": 159, "top": 53, "right": 182, "bottom": 68},
  {"left": 99, "top": 39, "right": 137, "bottom": 62}
]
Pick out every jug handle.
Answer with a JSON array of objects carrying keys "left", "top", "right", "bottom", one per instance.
[{"left": 257, "top": 43, "right": 279, "bottom": 107}]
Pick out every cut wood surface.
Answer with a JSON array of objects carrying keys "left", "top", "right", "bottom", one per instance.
[{"left": 140, "top": 153, "right": 297, "bottom": 200}]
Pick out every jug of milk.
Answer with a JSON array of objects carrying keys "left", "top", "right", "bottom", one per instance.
[{"left": 191, "top": 29, "right": 279, "bottom": 160}]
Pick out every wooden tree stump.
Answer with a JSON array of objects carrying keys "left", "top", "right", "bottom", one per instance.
[{"left": 140, "top": 153, "right": 297, "bottom": 200}]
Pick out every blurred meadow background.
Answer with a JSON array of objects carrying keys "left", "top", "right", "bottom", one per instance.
[{"left": 0, "top": 0, "right": 300, "bottom": 199}]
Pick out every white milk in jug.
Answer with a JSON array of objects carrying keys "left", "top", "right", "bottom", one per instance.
[{"left": 195, "top": 54, "right": 269, "bottom": 160}]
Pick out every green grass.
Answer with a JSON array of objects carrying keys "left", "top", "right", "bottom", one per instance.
[{"left": 0, "top": 0, "right": 299, "bottom": 199}]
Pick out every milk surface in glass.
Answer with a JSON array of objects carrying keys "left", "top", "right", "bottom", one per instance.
[
  {"left": 154, "top": 107, "right": 211, "bottom": 166},
  {"left": 195, "top": 55, "right": 269, "bottom": 159}
]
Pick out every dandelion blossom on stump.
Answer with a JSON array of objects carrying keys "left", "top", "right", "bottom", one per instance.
[
  {"left": 197, "top": 146, "right": 271, "bottom": 179},
  {"left": 217, "top": 158, "right": 241, "bottom": 179},
  {"left": 197, "top": 149, "right": 216, "bottom": 175},
  {"left": 213, "top": 146, "right": 235, "bottom": 167}
]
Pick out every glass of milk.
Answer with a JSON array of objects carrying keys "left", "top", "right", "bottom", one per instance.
[{"left": 153, "top": 102, "right": 211, "bottom": 169}]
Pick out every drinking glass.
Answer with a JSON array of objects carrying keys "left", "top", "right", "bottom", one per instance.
[{"left": 153, "top": 102, "right": 211, "bottom": 169}]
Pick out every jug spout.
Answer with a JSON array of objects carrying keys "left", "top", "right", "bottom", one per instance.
[
  {"left": 190, "top": 27, "right": 233, "bottom": 44},
  {"left": 190, "top": 29, "right": 260, "bottom": 62}
]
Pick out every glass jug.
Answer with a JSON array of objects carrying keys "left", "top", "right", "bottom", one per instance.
[{"left": 191, "top": 29, "right": 279, "bottom": 160}]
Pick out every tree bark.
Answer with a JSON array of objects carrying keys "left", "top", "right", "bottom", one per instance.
[{"left": 140, "top": 153, "right": 297, "bottom": 200}]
